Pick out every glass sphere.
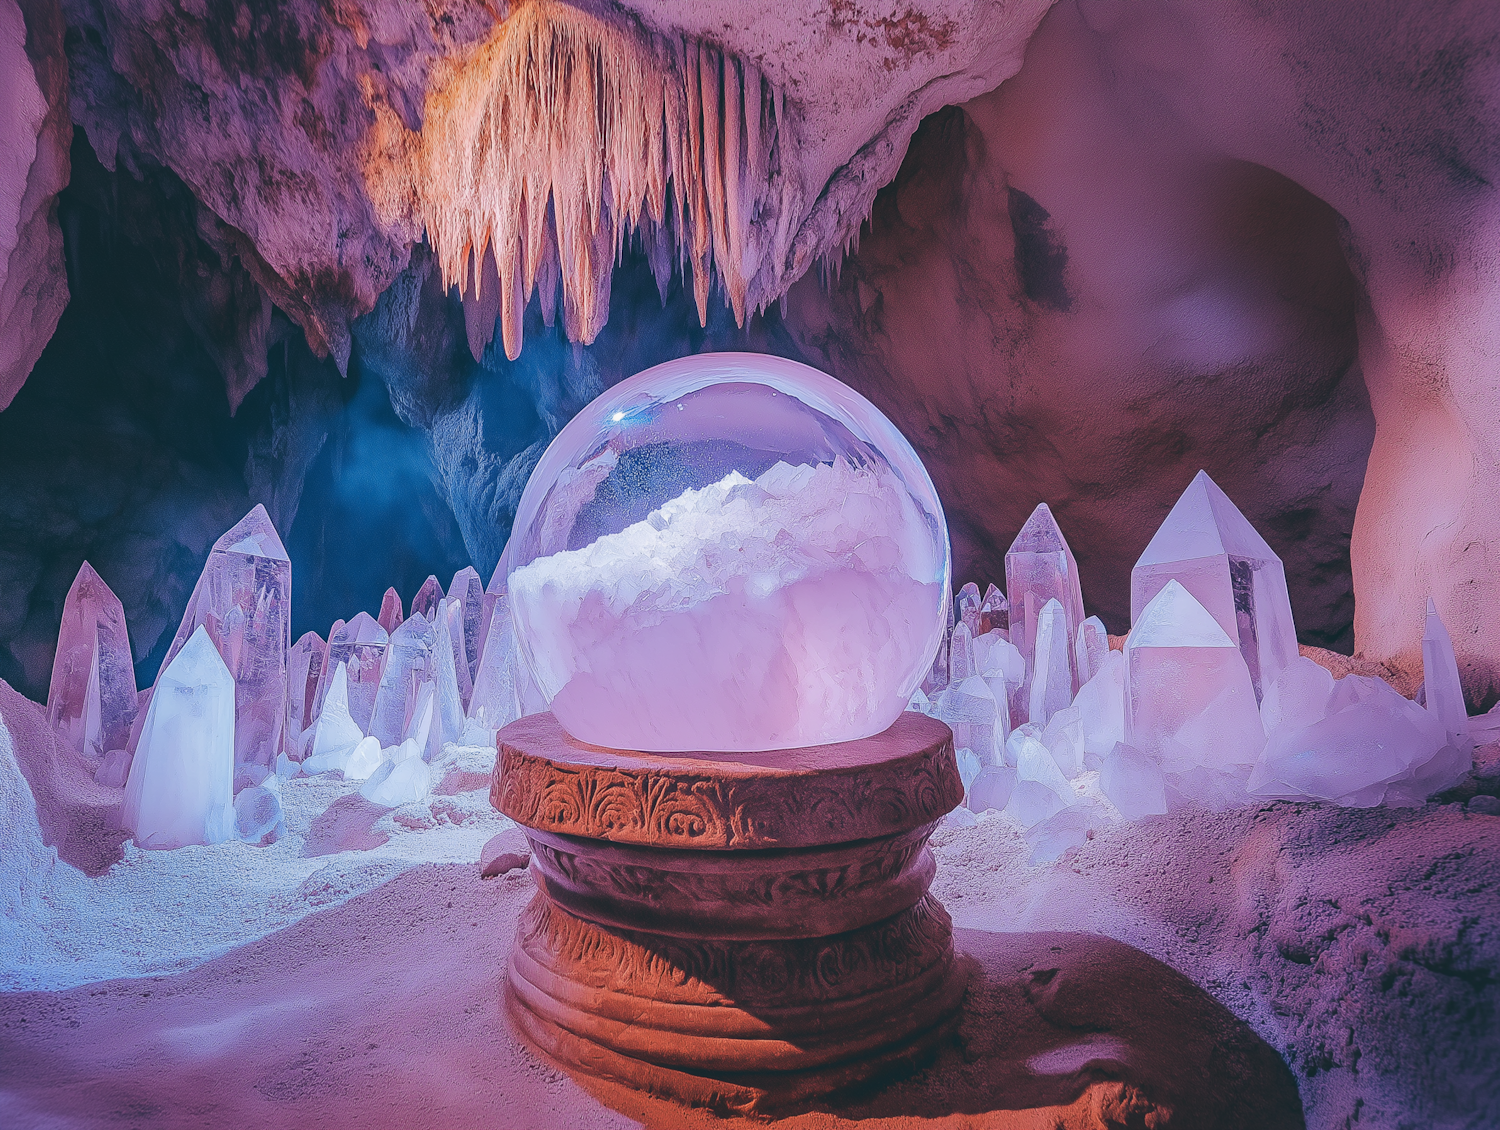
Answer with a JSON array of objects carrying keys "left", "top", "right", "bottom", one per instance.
[{"left": 506, "top": 352, "right": 951, "bottom": 753}]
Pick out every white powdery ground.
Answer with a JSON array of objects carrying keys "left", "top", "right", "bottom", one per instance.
[{"left": 3, "top": 740, "right": 511, "bottom": 994}]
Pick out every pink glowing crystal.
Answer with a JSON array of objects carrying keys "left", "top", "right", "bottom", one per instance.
[
  {"left": 369, "top": 613, "right": 436, "bottom": 747},
  {"left": 154, "top": 505, "right": 291, "bottom": 766},
  {"left": 413, "top": 576, "right": 444, "bottom": 620},
  {"left": 377, "top": 588, "right": 404, "bottom": 636},
  {"left": 1005, "top": 504, "right": 1086, "bottom": 695},
  {"left": 46, "top": 562, "right": 137, "bottom": 758},
  {"left": 448, "top": 566, "right": 484, "bottom": 681},
  {"left": 287, "top": 631, "right": 326, "bottom": 749},
  {"left": 314, "top": 613, "right": 387, "bottom": 734},
  {"left": 1130, "top": 471, "right": 1298, "bottom": 702},
  {"left": 123, "top": 627, "right": 236, "bottom": 849}
]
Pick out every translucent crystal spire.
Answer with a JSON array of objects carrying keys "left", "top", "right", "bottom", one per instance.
[
  {"left": 122, "top": 627, "right": 236, "bottom": 849},
  {"left": 949, "top": 621, "right": 976, "bottom": 682},
  {"left": 956, "top": 582, "right": 982, "bottom": 636},
  {"left": 1028, "top": 598, "right": 1073, "bottom": 729},
  {"left": 413, "top": 575, "right": 445, "bottom": 620},
  {"left": 304, "top": 662, "right": 365, "bottom": 770},
  {"left": 154, "top": 505, "right": 290, "bottom": 766},
  {"left": 432, "top": 598, "right": 466, "bottom": 750},
  {"left": 979, "top": 584, "right": 1008, "bottom": 634},
  {"left": 1005, "top": 504, "right": 1086, "bottom": 693},
  {"left": 442, "top": 598, "right": 474, "bottom": 712},
  {"left": 1074, "top": 615, "right": 1108, "bottom": 686},
  {"left": 449, "top": 566, "right": 485, "bottom": 681},
  {"left": 314, "top": 613, "right": 387, "bottom": 734},
  {"left": 370, "top": 613, "right": 437, "bottom": 747},
  {"left": 469, "top": 593, "right": 521, "bottom": 731},
  {"left": 377, "top": 588, "right": 404, "bottom": 636},
  {"left": 1422, "top": 598, "right": 1472, "bottom": 754},
  {"left": 1124, "top": 580, "right": 1264, "bottom": 773},
  {"left": 1131, "top": 471, "right": 1297, "bottom": 702},
  {"left": 47, "top": 562, "right": 137, "bottom": 758},
  {"left": 287, "top": 631, "right": 326, "bottom": 746}
]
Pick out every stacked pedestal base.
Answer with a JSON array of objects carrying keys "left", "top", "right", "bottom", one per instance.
[{"left": 492, "top": 712, "right": 966, "bottom": 1112}]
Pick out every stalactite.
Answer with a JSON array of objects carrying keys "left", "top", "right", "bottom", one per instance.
[{"left": 420, "top": 0, "right": 798, "bottom": 361}]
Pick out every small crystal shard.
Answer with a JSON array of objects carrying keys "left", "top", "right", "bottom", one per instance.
[
  {"left": 1100, "top": 742, "right": 1168, "bottom": 820},
  {"left": 1422, "top": 598, "right": 1472, "bottom": 754},
  {"left": 468, "top": 594, "right": 521, "bottom": 731},
  {"left": 1041, "top": 704, "right": 1085, "bottom": 777},
  {"left": 1074, "top": 616, "right": 1108, "bottom": 686},
  {"left": 369, "top": 613, "right": 437, "bottom": 747},
  {"left": 1005, "top": 503, "right": 1086, "bottom": 692},
  {"left": 1003, "top": 725, "right": 1075, "bottom": 829},
  {"left": 1260, "top": 656, "right": 1334, "bottom": 736},
  {"left": 949, "top": 621, "right": 976, "bottom": 682},
  {"left": 234, "top": 785, "right": 284, "bottom": 843},
  {"left": 974, "top": 630, "right": 1026, "bottom": 726},
  {"left": 287, "top": 631, "right": 326, "bottom": 749},
  {"left": 153, "top": 505, "right": 291, "bottom": 767},
  {"left": 934, "top": 676, "right": 1004, "bottom": 765},
  {"left": 1025, "top": 804, "right": 1101, "bottom": 864},
  {"left": 956, "top": 582, "right": 982, "bottom": 636},
  {"left": 1125, "top": 580, "right": 1265, "bottom": 773},
  {"left": 344, "top": 736, "right": 383, "bottom": 780},
  {"left": 1027, "top": 598, "right": 1073, "bottom": 729},
  {"left": 413, "top": 575, "right": 445, "bottom": 620},
  {"left": 969, "top": 764, "right": 1016, "bottom": 812},
  {"left": 449, "top": 567, "right": 485, "bottom": 681},
  {"left": 316, "top": 613, "right": 387, "bottom": 734},
  {"left": 1131, "top": 471, "right": 1298, "bottom": 701},
  {"left": 979, "top": 584, "right": 1008, "bottom": 634},
  {"left": 442, "top": 598, "right": 474, "bottom": 712},
  {"left": 47, "top": 562, "right": 138, "bottom": 759},
  {"left": 377, "top": 588, "right": 404, "bottom": 636},
  {"left": 94, "top": 749, "right": 132, "bottom": 789},
  {"left": 359, "top": 756, "right": 432, "bottom": 807},
  {"left": 122, "top": 627, "right": 236, "bottom": 849},
  {"left": 304, "top": 662, "right": 365, "bottom": 773}
]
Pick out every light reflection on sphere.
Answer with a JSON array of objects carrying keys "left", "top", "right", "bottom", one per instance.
[{"left": 506, "top": 352, "right": 951, "bottom": 753}]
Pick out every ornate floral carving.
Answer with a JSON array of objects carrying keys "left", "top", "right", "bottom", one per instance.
[{"left": 493, "top": 713, "right": 963, "bottom": 850}]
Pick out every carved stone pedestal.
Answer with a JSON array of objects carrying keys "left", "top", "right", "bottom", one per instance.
[{"left": 492, "top": 711, "right": 966, "bottom": 1112}]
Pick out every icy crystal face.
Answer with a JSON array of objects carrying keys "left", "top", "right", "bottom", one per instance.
[
  {"left": 377, "top": 588, "right": 404, "bottom": 636},
  {"left": 507, "top": 353, "right": 949, "bottom": 752},
  {"left": 1028, "top": 598, "right": 1073, "bottom": 729},
  {"left": 123, "top": 627, "right": 236, "bottom": 849},
  {"left": 315, "top": 613, "right": 387, "bottom": 735},
  {"left": 1421, "top": 598, "right": 1471, "bottom": 754},
  {"left": 154, "top": 505, "right": 290, "bottom": 767},
  {"left": 47, "top": 562, "right": 137, "bottom": 758},
  {"left": 1124, "top": 580, "right": 1265, "bottom": 774},
  {"left": 1005, "top": 504, "right": 1086, "bottom": 699},
  {"left": 468, "top": 593, "right": 520, "bottom": 731},
  {"left": 369, "top": 614, "right": 436, "bottom": 748},
  {"left": 287, "top": 631, "right": 325, "bottom": 745},
  {"left": 413, "top": 576, "right": 444, "bottom": 620},
  {"left": 448, "top": 567, "right": 485, "bottom": 681},
  {"left": 956, "top": 582, "right": 982, "bottom": 636},
  {"left": 1131, "top": 471, "right": 1297, "bottom": 702}
]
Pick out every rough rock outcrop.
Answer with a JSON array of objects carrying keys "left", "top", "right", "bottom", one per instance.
[{"left": 0, "top": 0, "right": 70, "bottom": 410}]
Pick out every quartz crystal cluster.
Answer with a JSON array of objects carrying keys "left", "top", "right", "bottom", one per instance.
[
  {"left": 914, "top": 472, "right": 1475, "bottom": 861},
  {"left": 43, "top": 502, "right": 537, "bottom": 850},
  {"left": 505, "top": 352, "right": 950, "bottom": 752}
]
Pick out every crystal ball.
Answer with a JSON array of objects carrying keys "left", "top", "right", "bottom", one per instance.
[{"left": 506, "top": 352, "right": 951, "bottom": 753}]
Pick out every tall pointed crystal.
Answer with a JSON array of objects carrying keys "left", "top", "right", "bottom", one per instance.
[
  {"left": 1005, "top": 504, "right": 1086, "bottom": 693},
  {"left": 949, "top": 621, "right": 976, "bottom": 682},
  {"left": 154, "top": 505, "right": 290, "bottom": 766},
  {"left": 955, "top": 582, "right": 982, "bottom": 636},
  {"left": 123, "top": 627, "right": 235, "bottom": 849},
  {"left": 1074, "top": 615, "right": 1108, "bottom": 686},
  {"left": 979, "top": 584, "right": 1008, "bottom": 635},
  {"left": 432, "top": 597, "right": 466, "bottom": 749},
  {"left": 47, "top": 562, "right": 137, "bottom": 758},
  {"left": 469, "top": 593, "right": 521, "bottom": 731},
  {"left": 442, "top": 598, "right": 474, "bottom": 711},
  {"left": 304, "top": 662, "right": 365, "bottom": 772},
  {"left": 370, "top": 613, "right": 437, "bottom": 747},
  {"left": 1422, "top": 598, "right": 1472, "bottom": 754},
  {"left": 1124, "top": 580, "right": 1264, "bottom": 773},
  {"left": 313, "top": 613, "right": 387, "bottom": 734},
  {"left": 1028, "top": 598, "right": 1073, "bottom": 729},
  {"left": 449, "top": 566, "right": 485, "bottom": 681},
  {"left": 413, "top": 575, "right": 445, "bottom": 620},
  {"left": 377, "top": 588, "right": 404, "bottom": 636},
  {"left": 1131, "top": 471, "right": 1297, "bottom": 702},
  {"left": 287, "top": 631, "right": 326, "bottom": 747}
]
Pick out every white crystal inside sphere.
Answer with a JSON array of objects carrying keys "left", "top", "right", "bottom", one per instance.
[{"left": 506, "top": 353, "right": 951, "bottom": 753}]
